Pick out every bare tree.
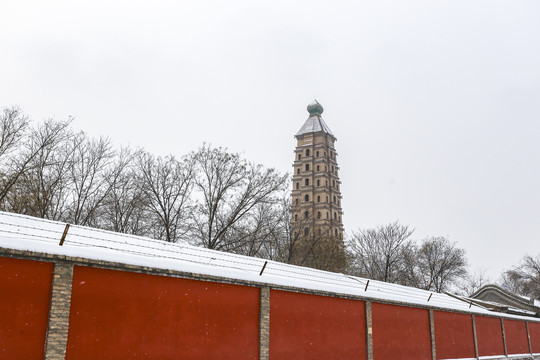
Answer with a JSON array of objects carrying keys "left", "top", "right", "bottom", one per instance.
[
  {"left": 0, "top": 106, "right": 29, "bottom": 160},
  {"left": 347, "top": 222, "right": 414, "bottom": 282},
  {"left": 189, "top": 145, "right": 287, "bottom": 251},
  {"left": 137, "top": 151, "right": 194, "bottom": 242},
  {"left": 0, "top": 116, "right": 71, "bottom": 205},
  {"left": 99, "top": 148, "right": 150, "bottom": 235},
  {"left": 62, "top": 133, "right": 117, "bottom": 226},
  {"left": 415, "top": 237, "right": 467, "bottom": 292},
  {"left": 455, "top": 267, "right": 490, "bottom": 296},
  {"left": 501, "top": 255, "right": 540, "bottom": 299}
]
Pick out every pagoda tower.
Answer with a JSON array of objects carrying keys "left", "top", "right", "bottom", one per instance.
[{"left": 290, "top": 100, "right": 345, "bottom": 270}]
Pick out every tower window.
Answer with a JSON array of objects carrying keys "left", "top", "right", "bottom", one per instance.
[
  {"left": 326, "top": 212, "right": 329, "bottom": 219},
  {"left": 325, "top": 180, "right": 328, "bottom": 186},
  {"left": 317, "top": 211, "right": 321, "bottom": 219},
  {"left": 296, "top": 183, "right": 299, "bottom": 190},
  {"left": 335, "top": 229, "right": 338, "bottom": 237},
  {"left": 298, "top": 154, "right": 302, "bottom": 160},
  {"left": 325, "top": 166, "right": 327, "bottom": 172},
  {"left": 326, "top": 196, "right": 329, "bottom": 202},
  {"left": 297, "top": 168, "right": 300, "bottom": 175},
  {"left": 333, "top": 195, "right": 336, "bottom": 203},
  {"left": 305, "top": 178, "right": 309, "bottom": 186},
  {"left": 332, "top": 165, "right": 334, "bottom": 172},
  {"left": 333, "top": 180, "right": 336, "bottom": 187},
  {"left": 295, "top": 198, "right": 299, "bottom": 205},
  {"left": 304, "top": 211, "right": 309, "bottom": 219},
  {"left": 295, "top": 214, "right": 298, "bottom": 221},
  {"left": 304, "top": 194, "right": 309, "bottom": 202},
  {"left": 317, "top": 195, "right": 320, "bottom": 202},
  {"left": 316, "top": 165, "right": 320, "bottom": 171},
  {"left": 334, "top": 212, "right": 337, "bottom": 220},
  {"left": 316, "top": 151, "right": 319, "bottom": 157},
  {"left": 306, "top": 149, "right": 310, "bottom": 156},
  {"left": 317, "top": 179, "right": 320, "bottom": 186},
  {"left": 304, "top": 227, "right": 309, "bottom": 236},
  {"left": 305, "top": 164, "right": 310, "bottom": 171}
]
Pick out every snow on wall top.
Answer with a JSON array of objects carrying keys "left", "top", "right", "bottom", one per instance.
[{"left": 0, "top": 211, "right": 537, "bottom": 321}]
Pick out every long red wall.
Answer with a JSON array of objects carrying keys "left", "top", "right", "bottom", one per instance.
[
  {"left": 3, "top": 254, "right": 540, "bottom": 359},
  {"left": 0, "top": 256, "right": 54, "bottom": 359},
  {"left": 65, "top": 266, "right": 260, "bottom": 360},
  {"left": 475, "top": 315, "right": 505, "bottom": 356},
  {"left": 433, "top": 310, "right": 475, "bottom": 359},
  {"left": 505, "top": 319, "right": 530, "bottom": 355},
  {"left": 372, "top": 302, "right": 432, "bottom": 360},
  {"left": 269, "top": 290, "right": 366, "bottom": 359}
]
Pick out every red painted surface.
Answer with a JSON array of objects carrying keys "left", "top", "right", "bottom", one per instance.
[
  {"left": 0, "top": 256, "right": 54, "bottom": 359},
  {"left": 66, "top": 266, "right": 260, "bottom": 360},
  {"left": 475, "top": 316, "right": 505, "bottom": 356},
  {"left": 505, "top": 319, "right": 530, "bottom": 355},
  {"left": 269, "top": 290, "right": 366, "bottom": 360},
  {"left": 529, "top": 322, "right": 540, "bottom": 354},
  {"left": 433, "top": 311, "right": 475, "bottom": 359},
  {"left": 372, "top": 302, "right": 431, "bottom": 360}
]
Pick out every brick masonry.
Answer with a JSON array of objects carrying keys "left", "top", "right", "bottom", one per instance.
[
  {"left": 429, "top": 309, "right": 437, "bottom": 360},
  {"left": 44, "top": 262, "right": 74, "bottom": 360},
  {"left": 259, "top": 286, "right": 270, "bottom": 360},
  {"left": 365, "top": 301, "right": 373, "bottom": 360}
]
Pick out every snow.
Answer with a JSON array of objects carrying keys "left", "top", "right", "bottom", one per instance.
[
  {"left": 0, "top": 211, "right": 538, "bottom": 322},
  {"left": 296, "top": 115, "right": 335, "bottom": 137}
]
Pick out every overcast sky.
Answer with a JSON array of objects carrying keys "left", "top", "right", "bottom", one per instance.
[{"left": 1, "top": 0, "right": 539, "bottom": 280}]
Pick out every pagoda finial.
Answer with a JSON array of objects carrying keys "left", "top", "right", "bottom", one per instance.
[{"left": 307, "top": 100, "right": 324, "bottom": 116}]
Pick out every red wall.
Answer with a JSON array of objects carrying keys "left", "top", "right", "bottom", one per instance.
[
  {"left": 529, "top": 322, "right": 540, "bottom": 354},
  {"left": 269, "top": 290, "right": 366, "bottom": 360},
  {"left": 372, "top": 302, "right": 431, "bottom": 360},
  {"left": 0, "top": 256, "right": 54, "bottom": 359},
  {"left": 475, "top": 316, "right": 505, "bottom": 356},
  {"left": 505, "top": 319, "right": 530, "bottom": 355},
  {"left": 65, "top": 266, "right": 260, "bottom": 360},
  {"left": 433, "top": 311, "right": 475, "bottom": 359}
]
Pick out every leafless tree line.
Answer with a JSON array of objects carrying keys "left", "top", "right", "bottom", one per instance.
[
  {"left": 501, "top": 255, "right": 540, "bottom": 299},
  {"left": 5, "top": 105, "right": 535, "bottom": 298},
  {"left": 346, "top": 222, "right": 468, "bottom": 293}
]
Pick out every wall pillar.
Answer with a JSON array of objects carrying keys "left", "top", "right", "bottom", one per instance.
[
  {"left": 472, "top": 315, "right": 479, "bottom": 359},
  {"left": 366, "top": 301, "right": 373, "bottom": 360},
  {"left": 501, "top": 319, "right": 508, "bottom": 357},
  {"left": 527, "top": 321, "right": 533, "bottom": 355},
  {"left": 429, "top": 309, "right": 437, "bottom": 360},
  {"left": 259, "top": 287, "right": 270, "bottom": 360},
  {"left": 44, "top": 262, "right": 74, "bottom": 360}
]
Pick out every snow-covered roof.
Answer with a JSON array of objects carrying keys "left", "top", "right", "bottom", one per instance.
[
  {"left": 0, "top": 211, "right": 537, "bottom": 321},
  {"left": 295, "top": 115, "right": 335, "bottom": 138}
]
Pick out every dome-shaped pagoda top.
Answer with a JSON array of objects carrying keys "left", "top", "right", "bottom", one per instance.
[{"left": 307, "top": 100, "right": 324, "bottom": 116}]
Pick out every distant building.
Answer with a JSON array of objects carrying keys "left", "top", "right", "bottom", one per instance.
[
  {"left": 471, "top": 284, "right": 540, "bottom": 318},
  {"left": 290, "top": 101, "right": 345, "bottom": 270}
]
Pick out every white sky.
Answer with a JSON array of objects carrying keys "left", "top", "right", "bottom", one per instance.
[{"left": 1, "top": 0, "right": 539, "bottom": 280}]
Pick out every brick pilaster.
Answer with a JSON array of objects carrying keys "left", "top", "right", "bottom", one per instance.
[
  {"left": 44, "top": 262, "right": 74, "bottom": 360},
  {"left": 259, "top": 286, "right": 270, "bottom": 360},
  {"left": 472, "top": 314, "right": 479, "bottom": 359},
  {"left": 429, "top": 309, "right": 437, "bottom": 360},
  {"left": 501, "top": 319, "right": 508, "bottom": 357},
  {"left": 366, "top": 301, "right": 373, "bottom": 360}
]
